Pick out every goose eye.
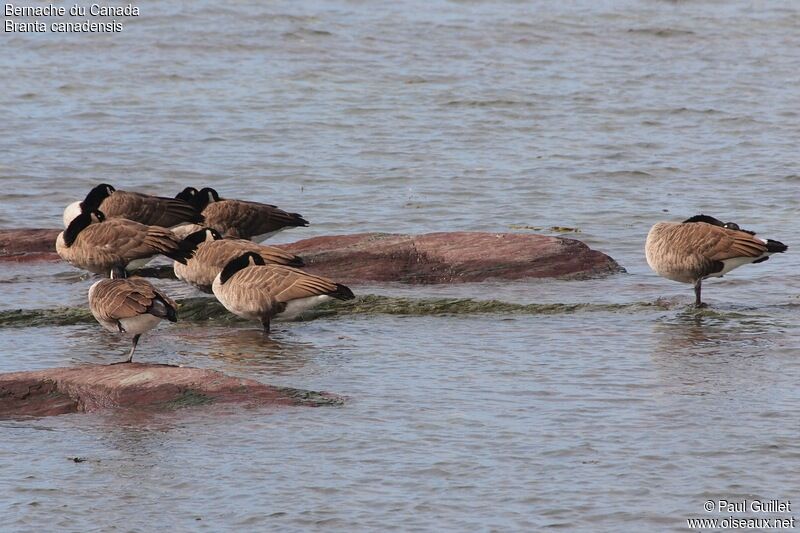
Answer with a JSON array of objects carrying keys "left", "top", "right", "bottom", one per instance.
[{"left": 724, "top": 222, "right": 740, "bottom": 230}]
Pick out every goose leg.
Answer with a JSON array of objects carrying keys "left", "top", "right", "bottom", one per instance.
[
  {"left": 110, "top": 334, "right": 140, "bottom": 365},
  {"left": 261, "top": 318, "right": 271, "bottom": 336},
  {"left": 125, "top": 334, "right": 140, "bottom": 363},
  {"left": 693, "top": 280, "right": 706, "bottom": 308}
]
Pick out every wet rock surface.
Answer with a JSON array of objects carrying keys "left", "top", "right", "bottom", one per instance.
[
  {"left": 0, "top": 363, "right": 343, "bottom": 417},
  {"left": 278, "top": 232, "right": 624, "bottom": 283},
  {"left": 0, "top": 228, "right": 60, "bottom": 262},
  {"left": 0, "top": 228, "right": 623, "bottom": 281}
]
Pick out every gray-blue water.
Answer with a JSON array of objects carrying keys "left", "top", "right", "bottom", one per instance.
[{"left": 2, "top": 0, "right": 800, "bottom": 530}]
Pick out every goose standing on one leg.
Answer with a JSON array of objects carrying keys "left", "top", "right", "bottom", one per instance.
[
  {"left": 212, "top": 252, "right": 354, "bottom": 334},
  {"left": 176, "top": 186, "right": 308, "bottom": 241},
  {"left": 56, "top": 209, "right": 197, "bottom": 275},
  {"left": 88, "top": 268, "right": 178, "bottom": 363},
  {"left": 174, "top": 227, "right": 304, "bottom": 293},
  {"left": 645, "top": 214, "right": 787, "bottom": 307},
  {"left": 64, "top": 183, "right": 203, "bottom": 228}
]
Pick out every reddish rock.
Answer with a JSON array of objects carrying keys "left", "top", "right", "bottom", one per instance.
[
  {"left": 0, "top": 363, "right": 342, "bottom": 417},
  {"left": 0, "top": 228, "right": 59, "bottom": 262},
  {"left": 0, "top": 228, "right": 623, "bottom": 282},
  {"left": 278, "top": 232, "right": 623, "bottom": 283}
]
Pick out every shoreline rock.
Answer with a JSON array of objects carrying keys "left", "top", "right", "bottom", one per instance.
[
  {"left": 0, "top": 363, "right": 343, "bottom": 417},
  {"left": 1, "top": 228, "right": 624, "bottom": 282}
]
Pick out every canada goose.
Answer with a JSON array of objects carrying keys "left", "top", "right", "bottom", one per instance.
[
  {"left": 88, "top": 268, "right": 177, "bottom": 363},
  {"left": 645, "top": 214, "right": 787, "bottom": 307},
  {"left": 174, "top": 228, "right": 304, "bottom": 293},
  {"left": 63, "top": 183, "right": 203, "bottom": 228},
  {"left": 176, "top": 186, "right": 308, "bottom": 241},
  {"left": 56, "top": 209, "right": 196, "bottom": 275},
  {"left": 212, "top": 251, "right": 354, "bottom": 334}
]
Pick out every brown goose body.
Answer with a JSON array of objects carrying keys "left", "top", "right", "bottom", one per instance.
[
  {"left": 177, "top": 187, "right": 308, "bottom": 241},
  {"left": 56, "top": 216, "right": 195, "bottom": 275},
  {"left": 64, "top": 184, "right": 202, "bottom": 228},
  {"left": 645, "top": 215, "right": 787, "bottom": 306},
  {"left": 202, "top": 199, "right": 308, "bottom": 241},
  {"left": 89, "top": 276, "right": 177, "bottom": 363},
  {"left": 98, "top": 190, "right": 203, "bottom": 227},
  {"left": 211, "top": 252, "right": 353, "bottom": 333},
  {"left": 174, "top": 230, "right": 304, "bottom": 293}
]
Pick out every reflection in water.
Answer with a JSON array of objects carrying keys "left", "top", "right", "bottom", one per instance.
[
  {"left": 650, "top": 309, "right": 784, "bottom": 395},
  {"left": 173, "top": 326, "right": 317, "bottom": 376},
  {"left": 61, "top": 322, "right": 321, "bottom": 376}
]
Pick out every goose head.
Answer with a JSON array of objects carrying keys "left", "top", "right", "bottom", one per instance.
[
  {"left": 197, "top": 187, "right": 221, "bottom": 210},
  {"left": 81, "top": 184, "right": 116, "bottom": 211}
]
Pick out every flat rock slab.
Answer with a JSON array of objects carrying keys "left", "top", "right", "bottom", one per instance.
[
  {"left": 278, "top": 232, "right": 623, "bottom": 283},
  {"left": 0, "top": 228, "right": 623, "bottom": 282},
  {"left": 0, "top": 228, "right": 60, "bottom": 262},
  {"left": 0, "top": 363, "right": 342, "bottom": 417}
]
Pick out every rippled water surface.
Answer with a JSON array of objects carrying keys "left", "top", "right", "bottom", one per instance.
[{"left": 3, "top": 0, "right": 800, "bottom": 530}]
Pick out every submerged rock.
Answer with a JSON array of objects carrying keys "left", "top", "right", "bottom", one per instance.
[
  {"left": 278, "top": 232, "right": 624, "bottom": 283},
  {"left": 0, "top": 228, "right": 60, "bottom": 262},
  {"left": 0, "top": 363, "right": 342, "bottom": 417},
  {"left": 0, "top": 228, "right": 623, "bottom": 282},
  {"left": 0, "top": 295, "right": 673, "bottom": 329}
]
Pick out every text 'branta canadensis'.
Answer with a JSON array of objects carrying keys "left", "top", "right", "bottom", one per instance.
[
  {"left": 174, "top": 228, "right": 304, "bottom": 293},
  {"left": 176, "top": 186, "right": 308, "bottom": 241},
  {"left": 63, "top": 183, "right": 203, "bottom": 228},
  {"left": 88, "top": 269, "right": 177, "bottom": 363},
  {"left": 56, "top": 209, "right": 197, "bottom": 275},
  {"left": 212, "top": 251, "right": 354, "bottom": 334},
  {"left": 645, "top": 214, "right": 787, "bottom": 307}
]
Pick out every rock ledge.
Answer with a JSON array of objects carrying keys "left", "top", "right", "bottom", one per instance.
[{"left": 0, "top": 363, "right": 342, "bottom": 417}]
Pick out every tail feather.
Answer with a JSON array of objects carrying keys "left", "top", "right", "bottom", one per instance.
[
  {"left": 332, "top": 283, "right": 355, "bottom": 301},
  {"left": 148, "top": 295, "right": 177, "bottom": 322},
  {"left": 766, "top": 239, "right": 787, "bottom": 253},
  {"left": 289, "top": 212, "right": 310, "bottom": 227}
]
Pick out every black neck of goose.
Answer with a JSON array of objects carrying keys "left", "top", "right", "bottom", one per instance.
[
  {"left": 683, "top": 214, "right": 725, "bottom": 227},
  {"left": 63, "top": 212, "right": 93, "bottom": 246},
  {"left": 220, "top": 252, "right": 264, "bottom": 284},
  {"left": 82, "top": 184, "right": 115, "bottom": 211}
]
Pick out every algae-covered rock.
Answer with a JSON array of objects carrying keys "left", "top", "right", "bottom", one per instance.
[{"left": 0, "top": 295, "right": 671, "bottom": 330}]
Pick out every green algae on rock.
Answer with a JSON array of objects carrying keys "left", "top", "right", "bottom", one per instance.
[{"left": 0, "top": 295, "right": 691, "bottom": 330}]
